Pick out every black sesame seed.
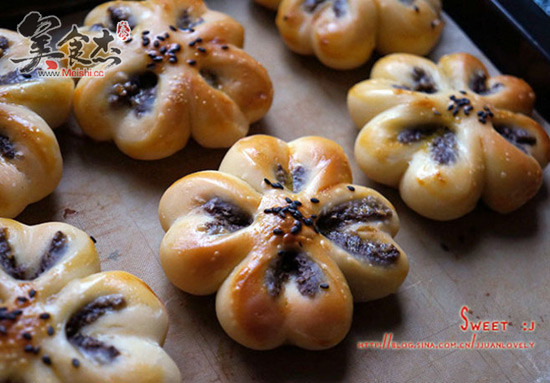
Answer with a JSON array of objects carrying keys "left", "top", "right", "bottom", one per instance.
[
  {"left": 160, "top": 46, "right": 167, "bottom": 54},
  {"left": 29, "top": 289, "right": 37, "bottom": 298},
  {"left": 197, "top": 47, "right": 206, "bottom": 53},
  {"left": 33, "top": 346, "right": 41, "bottom": 354},
  {"left": 17, "top": 296, "right": 28, "bottom": 303},
  {"left": 170, "top": 43, "right": 181, "bottom": 52},
  {"left": 169, "top": 56, "right": 177, "bottom": 63},
  {"left": 42, "top": 355, "right": 52, "bottom": 365},
  {"left": 169, "top": 25, "right": 177, "bottom": 31},
  {"left": 47, "top": 326, "right": 54, "bottom": 336},
  {"left": 147, "top": 51, "right": 157, "bottom": 58},
  {"left": 347, "top": 185, "right": 355, "bottom": 191},
  {"left": 22, "top": 332, "right": 32, "bottom": 340},
  {"left": 187, "top": 59, "right": 196, "bottom": 66},
  {"left": 13, "top": 309, "right": 22, "bottom": 316},
  {"left": 24, "top": 345, "right": 34, "bottom": 353},
  {"left": 285, "top": 197, "right": 292, "bottom": 203},
  {"left": 310, "top": 198, "right": 320, "bottom": 203},
  {"left": 320, "top": 283, "right": 329, "bottom": 289},
  {"left": 142, "top": 38, "right": 150, "bottom": 46},
  {"left": 39, "top": 313, "right": 51, "bottom": 320},
  {"left": 154, "top": 40, "right": 160, "bottom": 48},
  {"left": 124, "top": 37, "right": 132, "bottom": 44},
  {"left": 304, "top": 218, "right": 313, "bottom": 226},
  {"left": 459, "top": 90, "right": 467, "bottom": 95},
  {"left": 293, "top": 200, "right": 302, "bottom": 206},
  {"left": 0, "top": 325, "right": 6, "bottom": 335},
  {"left": 153, "top": 56, "right": 163, "bottom": 62},
  {"left": 156, "top": 35, "right": 165, "bottom": 41},
  {"left": 72, "top": 358, "right": 80, "bottom": 368},
  {"left": 164, "top": 32, "right": 170, "bottom": 38},
  {"left": 273, "top": 228, "right": 284, "bottom": 235},
  {"left": 413, "top": 5, "right": 419, "bottom": 12},
  {"left": 264, "top": 178, "right": 272, "bottom": 185},
  {"left": 221, "top": 45, "right": 229, "bottom": 50},
  {"left": 89, "top": 236, "right": 97, "bottom": 244},
  {"left": 271, "top": 182, "right": 284, "bottom": 189},
  {"left": 142, "top": 30, "right": 150, "bottom": 35},
  {"left": 290, "top": 226, "right": 300, "bottom": 234}
]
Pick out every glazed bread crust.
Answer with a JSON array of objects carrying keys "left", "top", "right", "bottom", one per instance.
[
  {"left": 159, "top": 135, "right": 408, "bottom": 350},
  {"left": 0, "top": 29, "right": 74, "bottom": 128},
  {"left": 0, "top": 103, "right": 62, "bottom": 218},
  {"left": 255, "top": 0, "right": 443, "bottom": 69},
  {"left": 348, "top": 53, "right": 550, "bottom": 220},
  {"left": 73, "top": 0, "right": 273, "bottom": 160},
  {"left": 0, "top": 219, "right": 181, "bottom": 383}
]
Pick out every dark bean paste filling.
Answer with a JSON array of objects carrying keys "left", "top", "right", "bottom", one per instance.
[
  {"left": 273, "top": 163, "right": 307, "bottom": 193},
  {"left": 430, "top": 128, "right": 457, "bottom": 165},
  {"left": 203, "top": 197, "right": 253, "bottom": 234},
  {"left": 410, "top": 67, "right": 437, "bottom": 93},
  {"left": 303, "top": 0, "right": 347, "bottom": 17},
  {"left": 0, "top": 135, "right": 16, "bottom": 160},
  {"left": 0, "top": 229, "right": 67, "bottom": 280},
  {"left": 66, "top": 295, "right": 126, "bottom": 364},
  {"left": 317, "top": 197, "right": 400, "bottom": 266},
  {"left": 0, "top": 69, "right": 38, "bottom": 86},
  {"left": 265, "top": 250, "right": 324, "bottom": 298},
  {"left": 0, "top": 228, "right": 25, "bottom": 279},
  {"left": 177, "top": 9, "right": 204, "bottom": 29},
  {"left": 0, "top": 36, "right": 9, "bottom": 59},
  {"left": 199, "top": 69, "right": 221, "bottom": 90},
  {"left": 397, "top": 125, "right": 457, "bottom": 165},
  {"left": 107, "top": 6, "right": 136, "bottom": 31},
  {"left": 494, "top": 124, "right": 536, "bottom": 153},
  {"left": 469, "top": 69, "right": 503, "bottom": 95},
  {"left": 108, "top": 72, "right": 158, "bottom": 117},
  {"left": 30, "top": 231, "right": 68, "bottom": 279}
]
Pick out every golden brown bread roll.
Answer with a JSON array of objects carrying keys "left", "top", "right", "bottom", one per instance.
[
  {"left": 0, "top": 29, "right": 74, "bottom": 128},
  {"left": 0, "top": 218, "right": 180, "bottom": 382},
  {"left": 73, "top": 0, "right": 273, "bottom": 160},
  {"left": 0, "top": 103, "right": 62, "bottom": 218},
  {"left": 159, "top": 135, "right": 408, "bottom": 350},
  {"left": 348, "top": 53, "right": 550, "bottom": 220},
  {"left": 255, "top": 0, "right": 443, "bottom": 69}
]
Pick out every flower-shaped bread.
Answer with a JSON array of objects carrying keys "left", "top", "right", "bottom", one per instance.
[
  {"left": 0, "top": 219, "right": 180, "bottom": 382},
  {"left": 348, "top": 53, "right": 550, "bottom": 220},
  {"left": 159, "top": 135, "right": 409, "bottom": 350},
  {"left": 0, "top": 29, "right": 74, "bottom": 129},
  {"left": 0, "top": 28, "right": 75, "bottom": 218},
  {"left": 0, "top": 103, "right": 62, "bottom": 218},
  {"left": 73, "top": 0, "right": 273, "bottom": 160},
  {"left": 255, "top": 0, "right": 443, "bottom": 69}
]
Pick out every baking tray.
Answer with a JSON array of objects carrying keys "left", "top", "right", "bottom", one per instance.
[{"left": 13, "top": 1, "right": 550, "bottom": 382}]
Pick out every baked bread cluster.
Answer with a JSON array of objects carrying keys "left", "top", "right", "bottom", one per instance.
[
  {"left": 73, "top": 0, "right": 273, "bottom": 160},
  {"left": 348, "top": 53, "right": 550, "bottom": 220},
  {"left": 0, "top": 29, "right": 74, "bottom": 218},
  {"left": 255, "top": 0, "right": 444, "bottom": 69},
  {"left": 0, "top": 219, "right": 180, "bottom": 382},
  {"left": 159, "top": 135, "right": 409, "bottom": 350}
]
